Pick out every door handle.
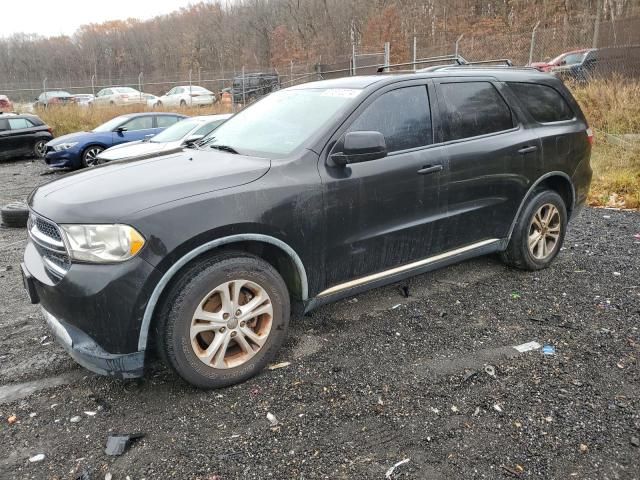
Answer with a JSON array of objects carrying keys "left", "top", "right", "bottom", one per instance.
[
  {"left": 517, "top": 145, "right": 538, "bottom": 154},
  {"left": 417, "top": 164, "right": 443, "bottom": 175}
]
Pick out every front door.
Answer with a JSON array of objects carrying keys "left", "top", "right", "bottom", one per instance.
[
  {"left": 433, "top": 79, "right": 541, "bottom": 251},
  {"left": 319, "top": 82, "right": 448, "bottom": 289}
]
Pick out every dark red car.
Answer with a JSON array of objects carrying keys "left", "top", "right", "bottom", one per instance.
[
  {"left": 0, "top": 95, "right": 13, "bottom": 112},
  {"left": 531, "top": 49, "right": 595, "bottom": 72}
]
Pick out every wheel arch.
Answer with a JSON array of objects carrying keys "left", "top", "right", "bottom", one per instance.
[
  {"left": 506, "top": 171, "right": 575, "bottom": 244},
  {"left": 137, "top": 233, "right": 308, "bottom": 351}
]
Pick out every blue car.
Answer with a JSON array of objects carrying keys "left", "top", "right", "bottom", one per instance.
[{"left": 45, "top": 112, "right": 187, "bottom": 169}]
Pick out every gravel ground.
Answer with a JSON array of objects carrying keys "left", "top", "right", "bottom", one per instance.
[{"left": 0, "top": 158, "right": 639, "bottom": 480}]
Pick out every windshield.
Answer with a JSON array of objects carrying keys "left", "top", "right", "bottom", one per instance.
[
  {"left": 150, "top": 119, "right": 200, "bottom": 143},
  {"left": 93, "top": 116, "right": 126, "bottom": 132},
  {"left": 201, "top": 88, "right": 361, "bottom": 157}
]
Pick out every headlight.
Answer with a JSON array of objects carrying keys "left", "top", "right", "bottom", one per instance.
[
  {"left": 53, "top": 142, "right": 78, "bottom": 152},
  {"left": 59, "top": 224, "right": 145, "bottom": 263}
]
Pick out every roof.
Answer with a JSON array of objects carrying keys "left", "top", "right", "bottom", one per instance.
[
  {"left": 287, "top": 66, "right": 555, "bottom": 91},
  {"left": 191, "top": 114, "right": 233, "bottom": 122},
  {"left": 118, "top": 112, "right": 188, "bottom": 119}
]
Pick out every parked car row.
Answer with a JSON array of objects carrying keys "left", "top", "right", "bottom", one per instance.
[{"left": 0, "top": 109, "right": 231, "bottom": 167}]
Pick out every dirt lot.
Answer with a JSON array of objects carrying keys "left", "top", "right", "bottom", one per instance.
[{"left": 0, "top": 158, "right": 639, "bottom": 480}]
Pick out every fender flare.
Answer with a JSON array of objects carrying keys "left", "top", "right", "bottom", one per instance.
[
  {"left": 505, "top": 171, "right": 576, "bottom": 243},
  {"left": 137, "top": 233, "right": 309, "bottom": 351}
]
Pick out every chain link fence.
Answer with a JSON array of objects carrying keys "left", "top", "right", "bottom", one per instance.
[{"left": 2, "top": 16, "right": 639, "bottom": 109}]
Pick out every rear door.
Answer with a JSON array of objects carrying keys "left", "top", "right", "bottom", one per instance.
[
  {"left": 8, "top": 117, "right": 36, "bottom": 155},
  {"left": 320, "top": 81, "right": 448, "bottom": 287},
  {"left": 433, "top": 78, "right": 542, "bottom": 251}
]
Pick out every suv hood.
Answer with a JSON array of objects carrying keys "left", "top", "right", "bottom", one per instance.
[{"left": 29, "top": 149, "right": 271, "bottom": 223}]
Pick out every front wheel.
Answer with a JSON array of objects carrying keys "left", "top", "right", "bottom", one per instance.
[
  {"left": 81, "top": 145, "right": 104, "bottom": 168},
  {"left": 157, "top": 252, "right": 290, "bottom": 389},
  {"left": 501, "top": 190, "right": 567, "bottom": 271}
]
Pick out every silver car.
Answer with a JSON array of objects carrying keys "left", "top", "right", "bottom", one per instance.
[{"left": 96, "top": 114, "right": 231, "bottom": 163}]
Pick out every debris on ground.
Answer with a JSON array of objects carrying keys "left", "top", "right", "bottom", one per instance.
[
  {"left": 510, "top": 292, "right": 521, "bottom": 299},
  {"left": 391, "top": 304, "right": 401, "bottom": 310},
  {"left": 266, "top": 412, "right": 279, "bottom": 427},
  {"left": 74, "top": 469, "right": 91, "bottom": 480},
  {"left": 385, "top": 458, "right": 410, "bottom": 479},
  {"left": 513, "top": 341, "right": 541, "bottom": 353},
  {"left": 267, "top": 362, "right": 291, "bottom": 370},
  {"left": 7, "top": 414, "right": 17, "bottom": 424},
  {"left": 28, "top": 453, "right": 45, "bottom": 463},
  {"left": 70, "top": 416, "right": 81, "bottom": 423},
  {"left": 542, "top": 345, "right": 556, "bottom": 356},
  {"left": 580, "top": 443, "right": 589, "bottom": 453},
  {"left": 84, "top": 411, "right": 97, "bottom": 416},
  {"left": 104, "top": 433, "right": 144, "bottom": 456},
  {"left": 484, "top": 365, "right": 496, "bottom": 378},
  {"left": 502, "top": 464, "right": 524, "bottom": 477},
  {"left": 493, "top": 404, "right": 504, "bottom": 413},
  {"left": 631, "top": 436, "right": 640, "bottom": 447}
]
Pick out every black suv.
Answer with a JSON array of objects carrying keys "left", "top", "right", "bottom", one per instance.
[
  {"left": 22, "top": 68, "right": 592, "bottom": 388},
  {"left": 232, "top": 73, "right": 279, "bottom": 103},
  {"left": 0, "top": 113, "right": 52, "bottom": 160}
]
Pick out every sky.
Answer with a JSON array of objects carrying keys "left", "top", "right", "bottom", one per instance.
[{"left": 2, "top": 0, "right": 200, "bottom": 38}]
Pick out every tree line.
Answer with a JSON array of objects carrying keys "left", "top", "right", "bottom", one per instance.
[{"left": 0, "top": 0, "right": 637, "bottom": 90}]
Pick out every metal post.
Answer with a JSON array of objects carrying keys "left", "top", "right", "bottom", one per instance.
[
  {"left": 384, "top": 42, "right": 390, "bottom": 72},
  {"left": 242, "top": 65, "right": 246, "bottom": 106},
  {"left": 454, "top": 34, "right": 464, "bottom": 59},
  {"left": 352, "top": 43, "right": 356, "bottom": 75},
  {"left": 593, "top": 0, "right": 602, "bottom": 48},
  {"left": 528, "top": 21, "right": 541, "bottom": 66},
  {"left": 43, "top": 78, "right": 47, "bottom": 106},
  {"left": 290, "top": 60, "right": 293, "bottom": 85},
  {"left": 91, "top": 75, "right": 95, "bottom": 97},
  {"left": 138, "top": 72, "right": 143, "bottom": 101},
  {"left": 189, "top": 69, "right": 193, "bottom": 106},
  {"left": 413, "top": 35, "right": 417, "bottom": 70}
]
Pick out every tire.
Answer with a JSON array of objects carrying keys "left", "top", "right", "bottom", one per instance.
[
  {"left": 1, "top": 202, "right": 29, "bottom": 228},
  {"left": 81, "top": 145, "right": 104, "bottom": 168},
  {"left": 155, "top": 101, "right": 163, "bottom": 108},
  {"left": 179, "top": 100, "right": 187, "bottom": 107},
  {"left": 156, "top": 252, "right": 290, "bottom": 389},
  {"left": 501, "top": 190, "right": 567, "bottom": 271},
  {"left": 33, "top": 139, "right": 47, "bottom": 159}
]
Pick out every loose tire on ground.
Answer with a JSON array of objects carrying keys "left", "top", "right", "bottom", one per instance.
[
  {"left": 501, "top": 190, "right": 567, "bottom": 271},
  {"left": 1, "top": 202, "right": 29, "bottom": 228},
  {"left": 156, "top": 252, "right": 290, "bottom": 389}
]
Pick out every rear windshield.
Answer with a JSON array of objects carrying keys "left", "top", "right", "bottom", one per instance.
[{"left": 508, "top": 82, "right": 575, "bottom": 123}]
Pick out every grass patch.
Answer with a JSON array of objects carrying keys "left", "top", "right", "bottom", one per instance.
[{"left": 570, "top": 77, "right": 640, "bottom": 209}]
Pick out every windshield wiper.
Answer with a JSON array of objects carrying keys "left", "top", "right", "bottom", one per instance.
[{"left": 210, "top": 144, "right": 239, "bottom": 154}]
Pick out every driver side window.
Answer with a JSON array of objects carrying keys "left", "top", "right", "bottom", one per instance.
[
  {"left": 348, "top": 86, "right": 433, "bottom": 153},
  {"left": 122, "top": 116, "right": 153, "bottom": 131}
]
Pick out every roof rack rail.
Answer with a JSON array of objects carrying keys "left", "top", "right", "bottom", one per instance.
[{"left": 376, "top": 54, "right": 467, "bottom": 73}]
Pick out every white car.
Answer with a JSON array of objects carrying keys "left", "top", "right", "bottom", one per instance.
[
  {"left": 155, "top": 85, "right": 217, "bottom": 107},
  {"left": 96, "top": 114, "right": 231, "bottom": 163},
  {"left": 144, "top": 94, "right": 160, "bottom": 108},
  {"left": 94, "top": 87, "right": 147, "bottom": 106},
  {"left": 73, "top": 94, "right": 95, "bottom": 107}
]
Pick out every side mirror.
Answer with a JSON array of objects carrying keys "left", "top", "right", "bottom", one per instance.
[
  {"left": 115, "top": 126, "right": 128, "bottom": 133},
  {"left": 331, "top": 131, "right": 387, "bottom": 166},
  {"left": 183, "top": 134, "right": 204, "bottom": 146}
]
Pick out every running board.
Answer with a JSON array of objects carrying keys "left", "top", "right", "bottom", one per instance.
[{"left": 305, "top": 239, "right": 501, "bottom": 312}]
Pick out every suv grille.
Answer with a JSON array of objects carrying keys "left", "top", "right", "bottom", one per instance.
[{"left": 28, "top": 212, "right": 71, "bottom": 279}]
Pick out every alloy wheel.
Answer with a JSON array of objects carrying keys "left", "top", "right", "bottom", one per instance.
[
  {"left": 528, "top": 203, "right": 561, "bottom": 260},
  {"left": 84, "top": 147, "right": 103, "bottom": 167},
  {"left": 34, "top": 140, "right": 47, "bottom": 158},
  {"left": 190, "top": 279, "right": 273, "bottom": 369}
]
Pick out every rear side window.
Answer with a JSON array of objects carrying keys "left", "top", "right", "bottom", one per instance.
[
  {"left": 8, "top": 118, "right": 33, "bottom": 130},
  {"left": 123, "top": 116, "right": 153, "bottom": 131},
  {"left": 348, "top": 86, "right": 432, "bottom": 152},
  {"left": 0, "top": 119, "right": 8, "bottom": 130},
  {"left": 157, "top": 115, "right": 181, "bottom": 128},
  {"left": 508, "top": 82, "right": 574, "bottom": 123},
  {"left": 439, "top": 82, "right": 514, "bottom": 141}
]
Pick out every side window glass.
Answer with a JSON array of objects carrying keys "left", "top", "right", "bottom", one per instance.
[
  {"left": 123, "top": 116, "right": 153, "bottom": 131},
  {"left": 8, "top": 118, "right": 32, "bottom": 129},
  {"left": 0, "top": 119, "right": 9, "bottom": 130},
  {"left": 156, "top": 116, "right": 181, "bottom": 128},
  {"left": 508, "top": 82, "right": 574, "bottom": 123},
  {"left": 440, "top": 82, "right": 514, "bottom": 141},
  {"left": 348, "top": 86, "right": 432, "bottom": 152}
]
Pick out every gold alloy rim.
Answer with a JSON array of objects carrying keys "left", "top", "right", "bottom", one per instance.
[
  {"left": 189, "top": 279, "right": 273, "bottom": 369},
  {"left": 528, "top": 203, "right": 561, "bottom": 260}
]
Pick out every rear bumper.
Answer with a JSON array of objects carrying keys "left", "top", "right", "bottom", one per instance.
[{"left": 42, "top": 307, "right": 144, "bottom": 378}]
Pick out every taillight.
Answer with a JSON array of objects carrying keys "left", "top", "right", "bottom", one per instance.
[
  {"left": 586, "top": 128, "right": 594, "bottom": 146},
  {"left": 120, "top": 94, "right": 129, "bottom": 99}
]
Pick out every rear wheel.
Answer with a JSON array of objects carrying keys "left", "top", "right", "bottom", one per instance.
[
  {"left": 157, "top": 252, "right": 290, "bottom": 389},
  {"left": 179, "top": 99, "right": 187, "bottom": 107},
  {"left": 81, "top": 146, "right": 104, "bottom": 168},
  {"left": 33, "top": 140, "right": 47, "bottom": 159},
  {"left": 501, "top": 190, "right": 567, "bottom": 271}
]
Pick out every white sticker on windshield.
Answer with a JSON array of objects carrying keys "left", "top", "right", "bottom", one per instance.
[{"left": 320, "top": 89, "right": 361, "bottom": 98}]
